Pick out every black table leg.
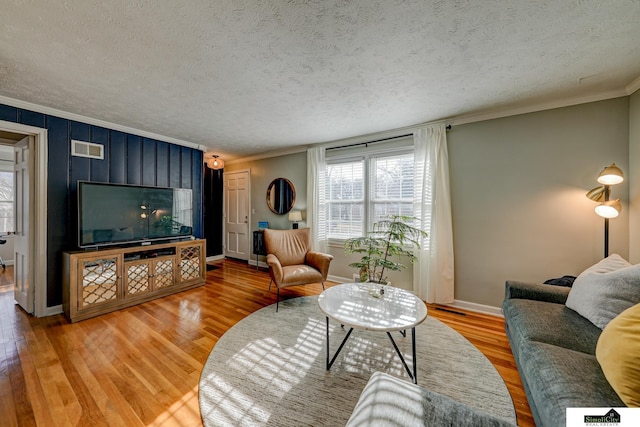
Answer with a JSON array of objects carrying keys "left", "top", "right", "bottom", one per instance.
[
  {"left": 325, "top": 316, "right": 353, "bottom": 370},
  {"left": 386, "top": 327, "right": 418, "bottom": 384}
]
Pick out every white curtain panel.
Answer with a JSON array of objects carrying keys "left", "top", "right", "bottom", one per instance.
[
  {"left": 413, "top": 124, "right": 455, "bottom": 303},
  {"left": 306, "top": 146, "right": 328, "bottom": 252}
]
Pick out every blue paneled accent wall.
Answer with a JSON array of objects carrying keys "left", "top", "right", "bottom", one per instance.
[{"left": 0, "top": 103, "right": 204, "bottom": 308}]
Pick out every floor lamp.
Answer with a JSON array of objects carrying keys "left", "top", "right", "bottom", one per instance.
[{"left": 586, "top": 163, "right": 624, "bottom": 258}]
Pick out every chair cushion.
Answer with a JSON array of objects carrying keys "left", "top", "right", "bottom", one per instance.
[
  {"left": 278, "top": 265, "right": 323, "bottom": 288},
  {"left": 263, "top": 228, "right": 310, "bottom": 266},
  {"left": 565, "top": 254, "right": 640, "bottom": 329},
  {"left": 596, "top": 303, "right": 640, "bottom": 407}
]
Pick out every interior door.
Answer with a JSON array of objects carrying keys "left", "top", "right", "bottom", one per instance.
[
  {"left": 224, "top": 171, "right": 250, "bottom": 260},
  {"left": 13, "top": 136, "right": 34, "bottom": 314}
]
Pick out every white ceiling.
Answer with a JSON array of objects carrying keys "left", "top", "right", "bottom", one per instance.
[{"left": 1, "top": 1, "right": 639, "bottom": 160}]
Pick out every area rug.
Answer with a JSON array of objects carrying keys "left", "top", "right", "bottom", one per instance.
[{"left": 199, "top": 296, "right": 516, "bottom": 426}]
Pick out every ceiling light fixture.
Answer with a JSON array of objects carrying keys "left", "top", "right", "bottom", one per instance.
[{"left": 207, "top": 155, "right": 224, "bottom": 170}]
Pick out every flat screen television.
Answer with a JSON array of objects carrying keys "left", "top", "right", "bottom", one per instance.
[{"left": 78, "top": 181, "right": 193, "bottom": 248}]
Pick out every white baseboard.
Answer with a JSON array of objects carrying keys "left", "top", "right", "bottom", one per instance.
[
  {"left": 248, "top": 259, "right": 269, "bottom": 269},
  {"left": 42, "top": 304, "right": 63, "bottom": 317},
  {"left": 206, "top": 255, "right": 225, "bottom": 262},
  {"left": 327, "top": 274, "right": 351, "bottom": 283},
  {"left": 326, "top": 274, "right": 503, "bottom": 317},
  {"left": 446, "top": 300, "right": 503, "bottom": 317}
]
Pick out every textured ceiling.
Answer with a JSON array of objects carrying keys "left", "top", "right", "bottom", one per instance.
[{"left": 1, "top": 1, "right": 639, "bottom": 160}]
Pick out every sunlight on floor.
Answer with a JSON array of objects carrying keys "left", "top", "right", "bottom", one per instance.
[
  {"left": 148, "top": 385, "right": 201, "bottom": 427},
  {"left": 199, "top": 316, "right": 326, "bottom": 425}
]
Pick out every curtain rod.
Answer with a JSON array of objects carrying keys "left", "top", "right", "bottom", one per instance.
[{"left": 326, "top": 125, "right": 451, "bottom": 151}]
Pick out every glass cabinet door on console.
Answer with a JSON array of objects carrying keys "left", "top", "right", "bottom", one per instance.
[
  {"left": 179, "top": 244, "right": 204, "bottom": 283},
  {"left": 124, "top": 256, "right": 177, "bottom": 296},
  {"left": 152, "top": 257, "right": 177, "bottom": 290},
  {"left": 77, "top": 255, "right": 122, "bottom": 310}
]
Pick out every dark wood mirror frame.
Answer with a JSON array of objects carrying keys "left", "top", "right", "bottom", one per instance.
[{"left": 266, "top": 178, "right": 296, "bottom": 214}]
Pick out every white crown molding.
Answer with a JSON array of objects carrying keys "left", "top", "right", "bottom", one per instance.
[
  {"left": 626, "top": 75, "right": 640, "bottom": 95},
  {"left": 226, "top": 145, "right": 310, "bottom": 165},
  {"left": 227, "top": 122, "right": 431, "bottom": 164},
  {"left": 448, "top": 88, "right": 629, "bottom": 127},
  {"left": 0, "top": 95, "right": 207, "bottom": 152},
  {"left": 232, "top": 88, "right": 633, "bottom": 164}
]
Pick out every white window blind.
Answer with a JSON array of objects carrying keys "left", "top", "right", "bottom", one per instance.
[
  {"left": 324, "top": 148, "right": 414, "bottom": 240},
  {"left": 325, "top": 160, "right": 364, "bottom": 239},
  {"left": 370, "top": 153, "right": 415, "bottom": 227}
]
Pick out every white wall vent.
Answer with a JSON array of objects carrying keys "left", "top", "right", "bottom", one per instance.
[{"left": 71, "top": 140, "right": 104, "bottom": 159}]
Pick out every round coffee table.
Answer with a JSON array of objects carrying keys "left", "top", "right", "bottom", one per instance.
[{"left": 318, "top": 282, "right": 428, "bottom": 383}]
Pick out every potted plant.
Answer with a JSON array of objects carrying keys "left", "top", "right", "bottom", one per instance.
[{"left": 343, "top": 215, "right": 427, "bottom": 290}]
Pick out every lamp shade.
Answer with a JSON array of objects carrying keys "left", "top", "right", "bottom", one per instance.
[
  {"left": 597, "top": 163, "right": 624, "bottom": 185},
  {"left": 586, "top": 186, "right": 606, "bottom": 202},
  {"left": 288, "top": 211, "right": 302, "bottom": 222},
  {"left": 207, "top": 155, "right": 224, "bottom": 170},
  {"left": 595, "top": 199, "right": 622, "bottom": 219}
]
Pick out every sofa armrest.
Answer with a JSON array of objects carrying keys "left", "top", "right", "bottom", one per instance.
[
  {"left": 306, "top": 251, "right": 333, "bottom": 280},
  {"left": 504, "top": 280, "right": 570, "bottom": 305}
]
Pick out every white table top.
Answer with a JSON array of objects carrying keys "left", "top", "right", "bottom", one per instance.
[{"left": 318, "top": 283, "right": 428, "bottom": 332}]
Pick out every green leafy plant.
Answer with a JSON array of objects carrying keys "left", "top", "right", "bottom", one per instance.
[{"left": 343, "top": 215, "right": 427, "bottom": 284}]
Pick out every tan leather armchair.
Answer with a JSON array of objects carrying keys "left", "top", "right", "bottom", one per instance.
[{"left": 263, "top": 228, "right": 333, "bottom": 311}]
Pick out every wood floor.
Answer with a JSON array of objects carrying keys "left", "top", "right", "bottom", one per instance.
[{"left": 0, "top": 260, "right": 534, "bottom": 426}]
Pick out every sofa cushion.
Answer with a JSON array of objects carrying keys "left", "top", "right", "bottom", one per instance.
[
  {"left": 518, "top": 341, "right": 624, "bottom": 427},
  {"left": 596, "top": 303, "right": 640, "bottom": 407},
  {"left": 565, "top": 254, "right": 640, "bottom": 329},
  {"left": 346, "top": 372, "right": 515, "bottom": 427},
  {"left": 502, "top": 299, "right": 601, "bottom": 355}
]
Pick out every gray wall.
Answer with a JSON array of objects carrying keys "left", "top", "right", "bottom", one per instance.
[
  {"left": 225, "top": 152, "right": 307, "bottom": 262},
  {"left": 449, "top": 97, "right": 629, "bottom": 307},
  {"left": 227, "top": 96, "right": 632, "bottom": 309},
  {"left": 629, "top": 90, "right": 640, "bottom": 263}
]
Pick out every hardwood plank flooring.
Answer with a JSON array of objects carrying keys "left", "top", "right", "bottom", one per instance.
[{"left": 0, "top": 260, "right": 534, "bottom": 426}]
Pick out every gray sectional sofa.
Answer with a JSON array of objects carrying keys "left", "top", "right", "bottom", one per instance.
[{"left": 502, "top": 280, "right": 624, "bottom": 427}]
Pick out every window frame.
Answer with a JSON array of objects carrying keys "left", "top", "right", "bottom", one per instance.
[{"left": 325, "top": 146, "right": 414, "bottom": 245}]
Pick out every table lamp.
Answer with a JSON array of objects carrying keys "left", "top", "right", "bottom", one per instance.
[{"left": 288, "top": 211, "right": 302, "bottom": 229}]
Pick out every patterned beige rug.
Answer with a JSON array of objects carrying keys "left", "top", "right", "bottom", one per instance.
[{"left": 199, "top": 296, "right": 516, "bottom": 426}]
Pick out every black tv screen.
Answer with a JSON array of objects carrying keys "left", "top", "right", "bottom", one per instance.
[{"left": 78, "top": 181, "right": 193, "bottom": 248}]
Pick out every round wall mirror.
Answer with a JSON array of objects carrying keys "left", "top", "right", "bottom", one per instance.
[{"left": 267, "top": 178, "right": 296, "bottom": 214}]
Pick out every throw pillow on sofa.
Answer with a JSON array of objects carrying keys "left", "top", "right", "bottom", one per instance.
[
  {"left": 596, "top": 303, "right": 640, "bottom": 407},
  {"left": 565, "top": 254, "right": 640, "bottom": 329}
]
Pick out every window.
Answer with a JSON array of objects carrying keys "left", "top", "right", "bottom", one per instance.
[
  {"left": 0, "top": 171, "right": 13, "bottom": 233},
  {"left": 325, "top": 160, "right": 364, "bottom": 239},
  {"left": 370, "top": 153, "right": 415, "bottom": 223},
  {"left": 324, "top": 150, "right": 414, "bottom": 240}
]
